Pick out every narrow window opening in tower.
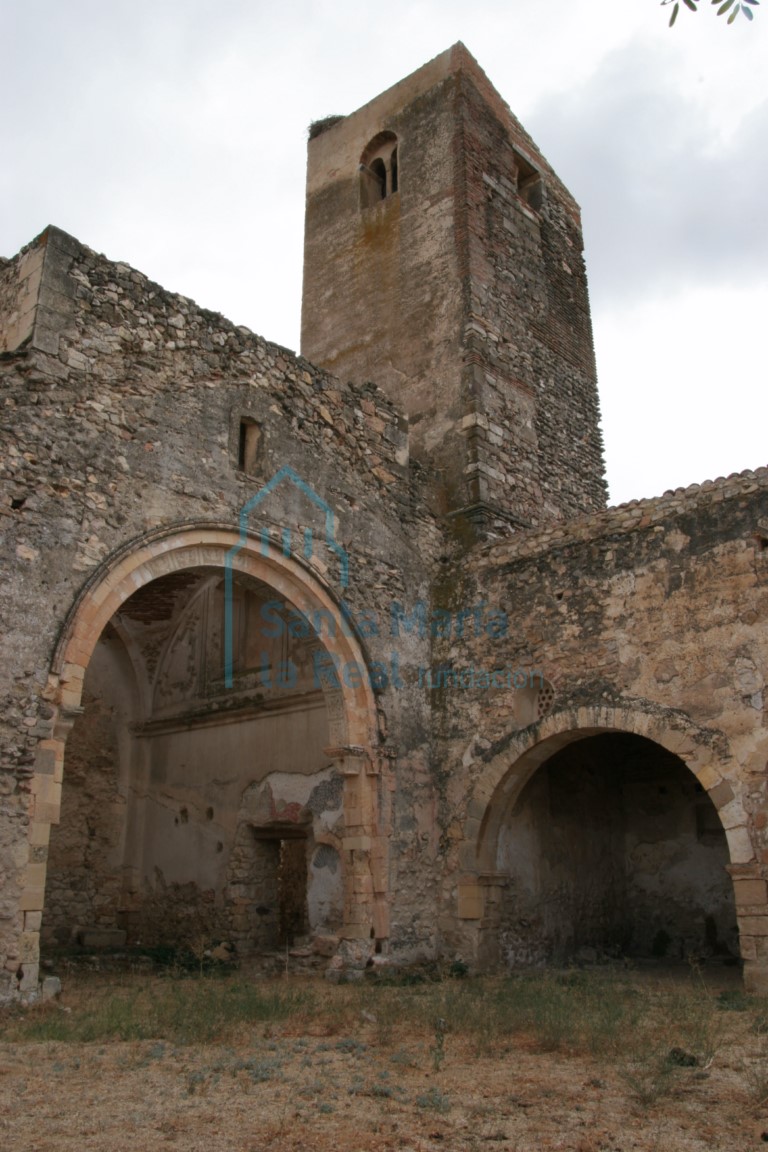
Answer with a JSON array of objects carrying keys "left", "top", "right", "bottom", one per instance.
[
  {"left": 515, "top": 151, "right": 543, "bottom": 212},
  {"left": 238, "top": 418, "right": 262, "bottom": 475},
  {"left": 359, "top": 130, "right": 398, "bottom": 210},
  {"left": 370, "top": 158, "right": 386, "bottom": 201}
]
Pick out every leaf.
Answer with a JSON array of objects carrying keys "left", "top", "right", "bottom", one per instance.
[
  {"left": 743, "top": 3, "right": 754, "bottom": 14},
  {"left": 669, "top": 1, "right": 680, "bottom": 24},
  {"left": 717, "top": 0, "right": 735, "bottom": 13},
  {"left": 683, "top": 0, "right": 697, "bottom": 8},
  {"left": 727, "top": 3, "right": 739, "bottom": 18}
]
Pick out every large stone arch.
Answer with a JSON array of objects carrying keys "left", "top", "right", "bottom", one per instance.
[
  {"left": 454, "top": 704, "right": 767, "bottom": 991},
  {"left": 24, "top": 524, "right": 386, "bottom": 987}
]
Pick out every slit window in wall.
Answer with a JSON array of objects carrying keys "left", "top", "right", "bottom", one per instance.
[
  {"left": 369, "top": 158, "right": 387, "bottom": 201},
  {"left": 514, "top": 150, "right": 543, "bottom": 212},
  {"left": 238, "top": 418, "right": 262, "bottom": 476},
  {"left": 359, "top": 130, "right": 399, "bottom": 209}
]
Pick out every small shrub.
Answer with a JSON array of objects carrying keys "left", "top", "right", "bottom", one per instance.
[
  {"left": 415, "top": 1086, "right": 451, "bottom": 1113},
  {"left": 619, "top": 1044, "right": 678, "bottom": 1106},
  {"left": 717, "top": 989, "right": 750, "bottom": 1012},
  {"left": 430, "top": 1017, "right": 447, "bottom": 1071}
]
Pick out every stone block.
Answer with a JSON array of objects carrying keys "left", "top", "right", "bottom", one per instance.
[
  {"left": 457, "top": 883, "right": 484, "bottom": 920},
  {"left": 340, "top": 925, "right": 370, "bottom": 941},
  {"left": 19, "top": 962, "right": 39, "bottom": 992},
  {"left": 717, "top": 798, "right": 747, "bottom": 830},
  {"left": 740, "top": 935, "right": 758, "bottom": 962},
  {"left": 733, "top": 879, "right": 768, "bottom": 907},
  {"left": 373, "top": 902, "right": 390, "bottom": 939},
  {"left": 19, "top": 886, "right": 45, "bottom": 912},
  {"left": 709, "top": 780, "right": 735, "bottom": 810},
  {"left": 694, "top": 763, "right": 723, "bottom": 792},
  {"left": 744, "top": 963, "right": 768, "bottom": 995},
  {"left": 342, "top": 836, "right": 371, "bottom": 852},
  {"left": 0, "top": 972, "right": 16, "bottom": 1006},
  {"left": 736, "top": 917, "right": 768, "bottom": 937},
  {"left": 33, "top": 745, "right": 56, "bottom": 775},
  {"left": 727, "top": 825, "right": 755, "bottom": 864},
  {"left": 19, "top": 932, "right": 39, "bottom": 962},
  {"left": 312, "top": 934, "right": 339, "bottom": 957}
]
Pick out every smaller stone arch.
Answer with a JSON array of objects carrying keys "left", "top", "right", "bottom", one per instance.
[
  {"left": 454, "top": 704, "right": 762, "bottom": 985},
  {"left": 468, "top": 705, "right": 745, "bottom": 874}
]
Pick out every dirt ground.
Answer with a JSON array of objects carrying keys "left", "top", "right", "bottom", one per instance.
[{"left": 1, "top": 967, "right": 767, "bottom": 1152}]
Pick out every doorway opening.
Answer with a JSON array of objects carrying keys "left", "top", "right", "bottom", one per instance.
[
  {"left": 492, "top": 732, "right": 738, "bottom": 967},
  {"left": 249, "top": 828, "right": 310, "bottom": 949}
]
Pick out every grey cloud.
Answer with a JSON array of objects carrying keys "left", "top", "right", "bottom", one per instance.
[{"left": 528, "top": 43, "right": 768, "bottom": 305}]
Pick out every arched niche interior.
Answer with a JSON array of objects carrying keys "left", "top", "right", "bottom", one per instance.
[
  {"left": 42, "top": 567, "right": 347, "bottom": 956},
  {"left": 490, "top": 732, "right": 738, "bottom": 966}
]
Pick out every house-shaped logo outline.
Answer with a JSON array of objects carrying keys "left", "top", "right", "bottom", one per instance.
[{"left": 223, "top": 465, "right": 350, "bottom": 687}]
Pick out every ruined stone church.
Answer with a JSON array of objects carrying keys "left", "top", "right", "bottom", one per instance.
[{"left": 2, "top": 44, "right": 767, "bottom": 1001}]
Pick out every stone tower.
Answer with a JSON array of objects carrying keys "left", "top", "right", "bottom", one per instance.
[{"left": 301, "top": 43, "right": 607, "bottom": 531}]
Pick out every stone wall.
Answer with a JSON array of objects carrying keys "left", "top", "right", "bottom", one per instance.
[
  {"left": 434, "top": 468, "right": 768, "bottom": 986},
  {"left": 456, "top": 67, "right": 606, "bottom": 526},
  {"left": 439, "top": 467, "right": 768, "bottom": 747},
  {"left": 0, "top": 224, "right": 442, "bottom": 997}
]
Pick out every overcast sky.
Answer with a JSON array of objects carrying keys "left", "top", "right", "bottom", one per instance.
[{"left": 2, "top": 1, "right": 766, "bottom": 506}]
